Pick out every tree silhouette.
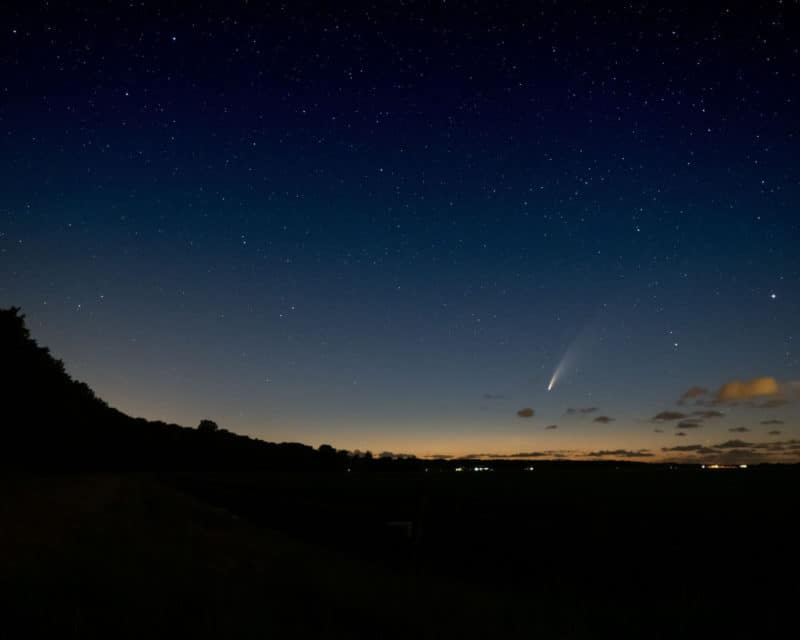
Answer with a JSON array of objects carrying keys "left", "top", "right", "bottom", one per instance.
[
  {"left": 198, "top": 419, "right": 220, "bottom": 433},
  {"left": 1, "top": 306, "right": 424, "bottom": 472}
]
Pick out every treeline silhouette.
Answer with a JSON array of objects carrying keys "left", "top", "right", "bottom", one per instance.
[{"left": 1, "top": 306, "right": 427, "bottom": 471}]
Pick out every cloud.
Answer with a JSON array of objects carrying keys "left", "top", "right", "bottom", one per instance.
[
  {"left": 545, "top": 424, "right": 558, "bottom": 430},
  {"left": 694, "top": 447, "right": 722, "bottom": 455},
  {"left": 678, "top": 386, "right": 709, "bottom": 404},
  {"left": 593, "top": 416, "right": 614, "bottom": 424},
  {"left": 662, "top": 444, "right": 725, "bottom": 455},
  {"left": 677, "top": 420, "right": 702, "bottom": 429},
  {"left": 504, "top": 451, "right": 564, "bottom": 458},
  {"left": 715, "top": 376, "right": 779, "bottom": 403},
  {"left": 675, "top": 432, "right": 687, "bottom": 437},
  {"left": 760, "top": 419, "right": 784, "bottom": 425},
  {"left": 461, "top": 450, "right": 570, "bottom": 459},
  {"left": 767, "top": 430, "right": 782, "bottom": 436},
  {"left": 653, "top": 411, "right": 687, "bottom": 422},
  {"left": 483, "top": 393, "right": 506, "bottom": 400},
  {"left": 728, "top": 427, "right": 750, "bottom": 433},
  {"left": 517, "top": 407, "right": 534, "bottom": 418},
  {"left": 586, "top": 449, "right": 653, "bottom": 458},
  {"left": 704, "top": 449, "right": 768, "bottom": 463},
  {"left": 662, "top": 444, "right": 704, "bottom": 452},
  {"left": 653, "top": 428, "right": 664, "bottom": 433},
  {"left": 691, "top": 410, "right": 725, "bottom": 419},
  {"left": 714, "top": 439, "right": 754, "bottom": 449},
  {"left": 724, "top": 438, "right": 796, "bottom": 450},
  {"left": 662, "top": 438, "right": 800, "bottom": 462}
]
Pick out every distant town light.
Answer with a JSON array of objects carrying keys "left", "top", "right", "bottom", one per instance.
[{"left": 703, "top": 463, "right": 746, "bottom": 470}]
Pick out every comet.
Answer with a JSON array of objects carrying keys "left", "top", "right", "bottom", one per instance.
[
  {"left": 547, "top": 358, "right": 566, "bottom": 391},
  {"left": 546, "top": 333, "right": 582, "bottom": 392},
  {"left": 546, "top": 308, "right": 603, "bottom": 392}
]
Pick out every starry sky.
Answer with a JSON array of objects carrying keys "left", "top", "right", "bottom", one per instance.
[{"left": 2, "top": 2, "right": 799, "bottom": 462}]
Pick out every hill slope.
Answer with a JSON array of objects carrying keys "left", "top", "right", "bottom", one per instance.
[{"left": 1, "top": 307, "right": 338, "bottom": 470}]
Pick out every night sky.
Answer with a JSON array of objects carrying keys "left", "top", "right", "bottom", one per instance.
[{"left": 3, "top": 2, "right": 798, "bottom": 462}]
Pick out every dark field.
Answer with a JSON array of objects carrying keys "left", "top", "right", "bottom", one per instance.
[{"left": 2, "top": 468, "right": 797, "bottom": 637}]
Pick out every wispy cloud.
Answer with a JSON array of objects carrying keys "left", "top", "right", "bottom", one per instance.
[
  {"left": 664, "top": 438, "right": 800, "bottom": 458},
  {"left": 653, "top": 411, "right": 687, "bottom": 422},
  {"left": 691, "top": 410, "right": 724, "bottom": 419},
  {"left": 458, "top": 450, "right": 570, "bottom": 459},
  {"left": 678, "top": 386, "right": 709, "bottom": 405},
  {"left": 756, "top": 398, "right": 789, "bottom": 409},
  {"left": 714, "top": 439, "right": 754, "bottom": 449},
  {"left": 566, "top": 407, "right": 598, "bottom": 415},
  {"left": 674, "top": 446, "right": 721, "bottom": 455},
  {"left": 586, "top": 449, "right": 653, "bottom": 458}
]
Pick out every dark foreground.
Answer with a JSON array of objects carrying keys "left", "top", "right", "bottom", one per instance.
[{"left": 2, "top": 468, "right": 797, "bottom": 638}]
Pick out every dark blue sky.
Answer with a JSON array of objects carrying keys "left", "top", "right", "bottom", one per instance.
[{"left": 2, "top": 2, "right": 798, "bottom": 460}]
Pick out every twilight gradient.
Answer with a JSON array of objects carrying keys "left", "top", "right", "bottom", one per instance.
[{"left": 2, "top": 3, "right": 798, "bottom": 461}]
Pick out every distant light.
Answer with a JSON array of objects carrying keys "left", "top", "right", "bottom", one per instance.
[
  {"left": 455, "top": 466, "right": 464, "bottom": 472},
  {"left": 770, "top": 293, "right": 777, "bottom": 300},
  {"left": 739, "top": 464, "right": 748, "bottom": 469}
]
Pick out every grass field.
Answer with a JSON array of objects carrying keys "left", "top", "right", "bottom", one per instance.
[
  {"left": 2, "top": 468, "right": 797, "bottom": 637},
  {"left": 1, "top": 473, "right": 533, "bottom": 638}
]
